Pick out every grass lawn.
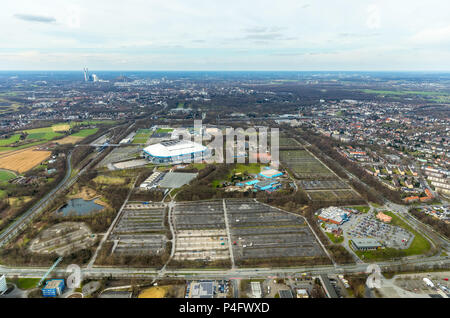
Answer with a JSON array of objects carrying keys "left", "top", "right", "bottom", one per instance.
[
  {"left": 0, "top": 134, "right": 21, "bottom": 146},
  {"left": 15, "top": 278, "right": 41, "bottom": 289},
  {"left": 155, "top": 128, "right": 174, "bottom": 133},
  {"left": 24, "top": 127, "right": 63, "bottom": 141},
  {"left": 348, "top": 205, "right": 370, "bottom": 213},
  {"left": 71, "top": 128, "right": 99, "bottom": 137},
  {"left": 326, "top": 232, "right": 344, "bottom": 244},
  {"left": 230, "top": 163, "right": 265, "bottom": 176},
  {"left": 0, "top": 170, "right": 16, "bottom": 181},
  {"left": 353, "top": 211, "right": 431, "bottom": 261}
]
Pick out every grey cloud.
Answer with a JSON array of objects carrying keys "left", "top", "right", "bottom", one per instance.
[{"left": 14, "top": 14, "right": 56, "bottom": 24}]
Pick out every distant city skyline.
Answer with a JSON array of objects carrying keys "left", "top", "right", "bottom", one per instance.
[{"left": 1, "top": 0, "right": 450, "bottom": 71}]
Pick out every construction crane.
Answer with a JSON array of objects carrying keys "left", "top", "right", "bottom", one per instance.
[{"left": 36, "top": 256, "right": 63, "bottom": 287}]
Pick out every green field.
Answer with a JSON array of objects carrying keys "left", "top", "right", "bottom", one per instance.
[
  {"left": 0, "top": 134, "right": 21, "bottom": 146},
  {"left": 71, "top": 128, "right": 99, "bottom": 137},
  {"left": 132, "top": 128, "right": 152, "bottom": 144},
  {"left": 15, "top": 278, "right": 41, "bottom": 290},
  {"left": 155, "top": 128, "right": 174, "bottom": 133},
  {"left": 0, "top": 170, "right": 16, "bottom": 181},
  {"left": 361, "top": 89, "right": 450, "bottom": 103}
]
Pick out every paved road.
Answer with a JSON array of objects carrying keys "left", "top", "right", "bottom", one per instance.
[{"left": 0, "top": 152, "right": 73, "bottom": 246}]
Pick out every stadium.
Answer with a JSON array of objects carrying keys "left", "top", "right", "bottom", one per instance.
[{"left": 143, "top": 139, "right": 210, "bottom": 164}]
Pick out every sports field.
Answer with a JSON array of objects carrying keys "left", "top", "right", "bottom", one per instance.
[
  {"left": 132, "top": 128, "right": 152, "bottom": 144},
  {"left": 0, "top": 147, "right": 52, "bottom": 173}
]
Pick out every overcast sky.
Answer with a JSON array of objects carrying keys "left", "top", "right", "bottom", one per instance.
[{"left": 1, "top": 0, "right": 449, "bottom": 71}]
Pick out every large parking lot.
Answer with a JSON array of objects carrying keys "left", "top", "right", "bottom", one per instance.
[
  {"left": 342, "top": 213, "right": 413, "bottom": 249},
  {"left": 173, "top": 201, "right": 229, "bottom": 261},
  {"left": 225, "top": 200, "right": 326, "bottom": 262},
  {"left": 109, "top": 202, "right": 168, "bottom": 255}
]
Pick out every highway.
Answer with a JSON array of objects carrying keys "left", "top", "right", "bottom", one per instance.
[
  {"left": 0, "top": 129, "right": 116, "bottom": 247},
  {"left": 0, "top": 254, "right": 448, "bottom": 281}
]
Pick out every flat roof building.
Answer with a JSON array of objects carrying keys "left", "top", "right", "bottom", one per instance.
[
  {"left": 251, "top": 282, "right": 262, "bottom": 298},
  {"left": 259, "top": 169, "right": 283, "bottom": 179},
  {"left": 42, "top": 279, "right": 65, "bottom": 297},
  {"left": 143, "top": 140, "right": 209, "bottom": 164},
  {"left": 351, "top": 238, "right": 382, "bottom": 251},
  {"left": 318, "top": 207, "right": 350, "bottom": 225}
]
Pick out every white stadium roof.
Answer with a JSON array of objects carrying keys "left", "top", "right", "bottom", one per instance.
[{"left": 143, "top": 140, "right": 207, "bottom": 158}]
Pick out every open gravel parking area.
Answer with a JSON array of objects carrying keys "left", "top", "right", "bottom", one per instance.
[
  {"left": 173, "top": 201, "right": 229, "bottom": 261},
  {"left": 97, "top": 146, "right": 141, "bottom": 168},
  {"left": 224, "top": 200, "right": 326, "bottom": 261},
  {"left": 109, "top": 204, "right": 168, "bottom": 256},
  {"left": 29, "top": 222, "right": 96, "bottom": 256}
]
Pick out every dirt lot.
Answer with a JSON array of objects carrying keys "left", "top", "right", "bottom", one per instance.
[
  {"left": 56, "top": 136, "right": 84, "bottom": 145},
  {"left": 0, "top": 147, "right": 51, "bottom": 173},
  {"left": 138, "top": 285, "right": 185, "bottom": 298}
]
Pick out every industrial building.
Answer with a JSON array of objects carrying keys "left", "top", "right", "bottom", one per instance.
[
  {"left": 41, "top": 279, "right": 65, "bottom": 297},
  {"left": 318, "top": 207, "right": 350, "bottom": 225},
  {"left": 190, "top": 281, "right": 214, "bottom": 298},
  {"left": 350, "top": 238, "right": 382, "bottom": 251},
  {"left": 0, "top": 275, "right": 7, "bottom": 294},
  {"left": 143, "top": 139, "right": 209, "bottom": 164}
]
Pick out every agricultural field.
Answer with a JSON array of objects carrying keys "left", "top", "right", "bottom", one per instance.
[
  {"left": 71, "top": 128, "right": 99, "bottom": 137},
  {"left": 24, "top": 126, "right": 63, "bottom": 142},
  {"left": 51, "top": 123, "right": 71, "bottom": 132},
  {"left": 0, "top": 134, "right": 21, "bottom": 146},
  {"left": 361, "top": 89, "right": 450, "bottom": 103},
  {"left": 279, "top": 137, "right": 302, "bottom": 148},
  {"left": 0, "top": 147, "right": 52, "bottom": 173},
  {"left": 132, "top": 128, "right": 152, "bottom": 144},
  {"left": 55, "top": 135, "right": 84, "bottom": 145}
]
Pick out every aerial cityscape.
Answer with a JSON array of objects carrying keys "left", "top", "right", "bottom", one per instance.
[{"left": 0, "top": 0, "right": 449, "bottom": 310}]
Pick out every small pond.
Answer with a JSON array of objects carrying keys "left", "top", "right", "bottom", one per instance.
[{"left": 57, "top": 198, "right": 104, "bottom": 216}]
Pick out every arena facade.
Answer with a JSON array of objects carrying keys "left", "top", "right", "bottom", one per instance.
[{"left": 143, "top": 139, "right": 210, "bottom": 164}]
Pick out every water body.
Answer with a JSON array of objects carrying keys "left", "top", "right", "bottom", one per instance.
[{"left": 57, "top": 198, "right": 104, "bottom": 216}]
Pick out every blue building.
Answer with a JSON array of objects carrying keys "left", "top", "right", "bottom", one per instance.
[{"left": 42, "top": 279, "right": 65, "bottom": 297}]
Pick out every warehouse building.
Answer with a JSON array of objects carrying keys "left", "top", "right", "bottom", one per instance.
[
  {"left": 143, "top": 140, "right": 210, "bottom": 164},
  {"left": 350, "top": 238, "right": 382, "bottom": 251},
  {"left": 318, "top": 207, "right": 350, "bottom": 225},
  {"left": 42, "top": 279, "right": 65, "bottom": 297}
]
